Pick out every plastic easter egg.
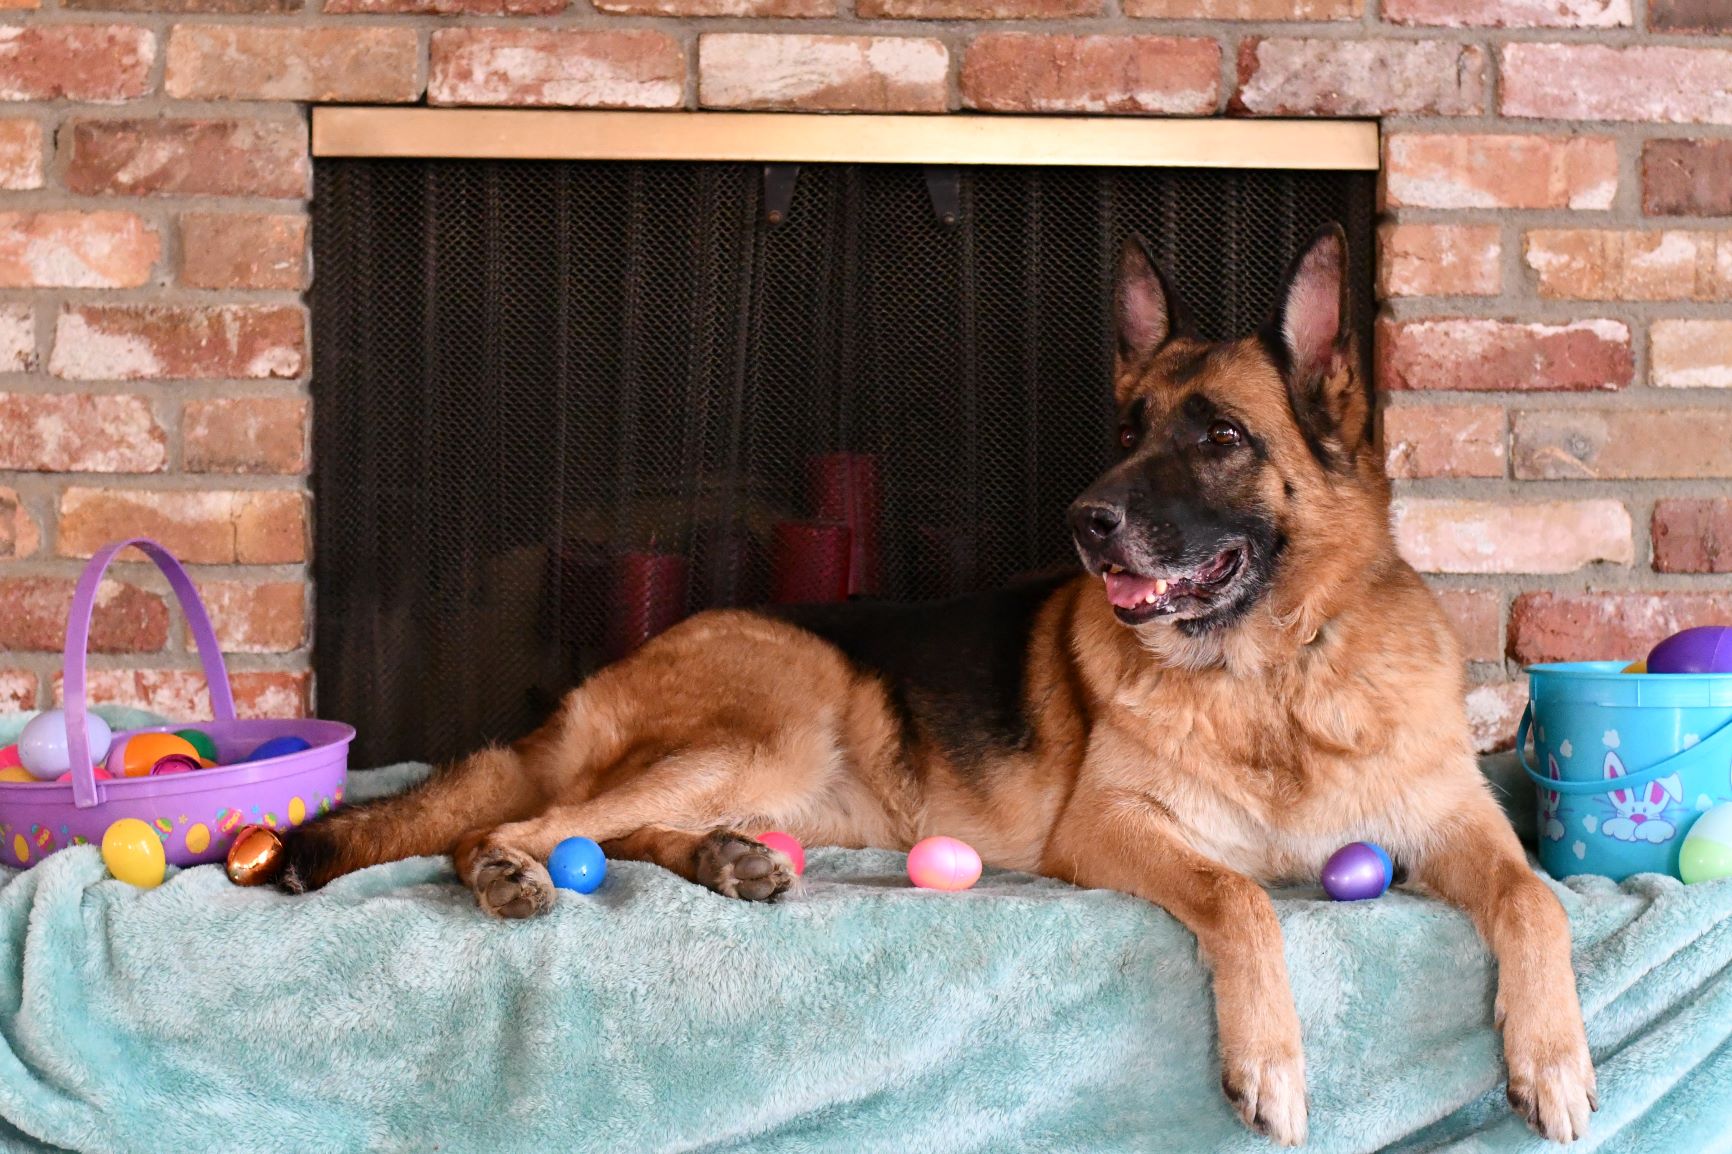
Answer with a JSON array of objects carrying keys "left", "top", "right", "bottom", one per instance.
[
  {"left": 172, "top": 728, "right": 220, "bottom": 763},
  {"left": 55, "top": 766, "right": 114, "bottom": 783},
  {"left": 1322, "top": 842, "right": 1392, "bottom": 901},
  {"left": 0, "top": 765, "right": 35, "bottom": 783},
  {"left": 547, "top": 836, "right": 607, "bottom": 894},
  {"left": 101, "top": 817, "right": 166, "bottom": 889},
  {"left": 907, "top": 836, "right": 982, "bottom": 891},
  {"left": 1647, "top": 626, "right": 1732, "bottom": 674},
  {"left": 0, "top": 743, "right": 19, "bottom": 769},
  {"left": 1681, "top": 802, "right": 1732, "bottom": 885},
  {"left": 245, "top": 735, "right": 313, "bottom": 763},
  {"left": 1622, "top": 660, "right": 1647, "bottom": 674},
  {"left": 226, "top": 825, "right": 284, "bottom": 886},
  {"left": 108, "top": 732, "right": 200, "bottom": 779},
  {"left": 149, "top": 754, "right": 202, "bottom": 776},
  {"left": 18, "top": 709, "right": 113, "bottom": 780},
  {"left": 757, "top": 830, "right": 806, "bottom": 876}
]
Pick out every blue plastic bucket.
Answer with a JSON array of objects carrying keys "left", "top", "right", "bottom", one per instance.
[{"left": 1519, "top": 662, "right": 1732, "bottom": 881}]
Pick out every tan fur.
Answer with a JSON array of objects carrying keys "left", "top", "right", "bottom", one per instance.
[{"left": 283, "top": 242, "right": 1594, "bottom": 1146}]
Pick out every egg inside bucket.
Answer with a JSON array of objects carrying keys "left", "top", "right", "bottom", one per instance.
[{"left": 1681, "top": 802, "right": 1732, "bottom": 885}]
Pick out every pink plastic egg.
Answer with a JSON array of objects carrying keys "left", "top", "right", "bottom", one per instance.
[
  {"left": 906, "top": 836, "right": 982, "bottom": 891},
  {"left": 757, "top": 830, "right": 805, "bottom": 876}
]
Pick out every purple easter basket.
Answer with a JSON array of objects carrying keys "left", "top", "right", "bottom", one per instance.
[{"left": 0, "top": 538, "right": 352, "bottom": 870}]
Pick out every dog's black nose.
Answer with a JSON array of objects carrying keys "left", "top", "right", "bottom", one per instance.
[{"left": 1069, "top": 499, "right": 1124, "bottom": 544}]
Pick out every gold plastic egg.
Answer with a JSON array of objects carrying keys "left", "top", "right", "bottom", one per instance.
[{"left": 226, "top": 825, "right": 285, "bottom": 887}]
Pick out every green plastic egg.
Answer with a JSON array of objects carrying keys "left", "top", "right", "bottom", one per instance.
[{"left": 1680, "top": 802, "right": 1732, "bottom": 885}]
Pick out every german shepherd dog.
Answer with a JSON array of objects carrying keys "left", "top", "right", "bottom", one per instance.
[{"left": 279, "top": 227, "right": 1595, "bottom": 1145}]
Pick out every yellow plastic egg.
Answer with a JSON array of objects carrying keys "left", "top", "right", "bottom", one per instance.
[
  {"left": 0, "top": 765, "right": 34, "bottom": 783},
  {"left": 1623, "top": 660, "right": 1647, "bottom": 674},
  {"left": 101, "top": 817, "right": 166, "bottom": 889}
]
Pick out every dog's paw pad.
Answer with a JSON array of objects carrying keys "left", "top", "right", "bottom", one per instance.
[
  {"left": 1222, "top": 1051, "right": 1308, "bottom": 1148},
  {"left": 471, "top": 847, "right": 556, "bottom": 919},
  {"left": 696, "top": 832, "right": 795, "bottom": 902},
  {"left": 1505, "top": 1031, "right": 1596, "bottom": 1143}
]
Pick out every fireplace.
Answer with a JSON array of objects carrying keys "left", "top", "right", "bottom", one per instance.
[{"left": 310, "top": 115, "right": 1375, "bottom": 766}]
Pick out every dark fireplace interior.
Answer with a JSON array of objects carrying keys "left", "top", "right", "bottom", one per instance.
[{"left": 312, "top": 159, "right": 1376, "bottom": 765}]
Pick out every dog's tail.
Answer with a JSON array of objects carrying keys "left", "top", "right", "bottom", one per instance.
[{"left": 277, "top": 745, "right": 542, "bottom": 892}]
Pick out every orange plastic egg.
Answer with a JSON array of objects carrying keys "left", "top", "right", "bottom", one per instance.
[{"left": 109, "top": 732, "right": 200, "bottom": 778}]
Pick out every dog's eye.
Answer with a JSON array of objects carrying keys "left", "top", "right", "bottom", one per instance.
[
  {"left": 1207, "top": 420, "right": 1242, "bottom": 447},
  {"left": 1117, "top": 424, "right": 1138, "bottom": 450}
]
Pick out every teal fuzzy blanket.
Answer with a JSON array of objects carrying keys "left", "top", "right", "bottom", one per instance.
[{"left": 3, "top": 710, "right": 1732, "bottom": 1153}]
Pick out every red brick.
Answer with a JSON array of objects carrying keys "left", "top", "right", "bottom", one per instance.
[
  {"left": 1466, "top": 678, "right": 1526, "bottom": 753},
  {"left": 1377, "top": 223, "right": 1501, "bottom": 297},
  {"left": 1431, "top": 587, "right": 1502, "bottom": 663},
  {"left": 1384, "top": 133, "right": 1617, "bottom": 211},
  {"left": 67, "top": 0, "right": 300, "bottom": 10},
  {"left": 183, "top": 396, "right": 308, "bottom": 474},
  {"left": 0, "top": 119, "right": 41, "bottom": 190},
  {"left": 1651, "top": 321, "right": 1732, "bottom": 390},
  {"left": 1382, "top": 0, "right": 1628, "bottom": 26},
  {"left": 962, "top": 35, "right": 1219, "bottom": 115},
  {"left": 1510, "top": 592, "right": 1732, "bottom": 664},
  {"left": 0, "top": 485, "right": 40, "bottom": 558},
  {"left": 1653, "top": 499, "right": 1732, "bottom": 574},
  {"left": 1234, "top": 39, "right": 1485, "bottom": 116},
  {"left": 177, "top": 213, "right": 307, "bottom": 291},
  {"left": 326, "top": 0, "right": 557, "bottom": 11},
  {"left": 1643, "top": 140, "right": 1732, "bottom": 217},
  {"left": 700, "top": 34, "right": 947, "bottom": 112},
  {"left": 862, "top": 0, "right": 1091, "bottom": 15},
  {"left": 57, "top": 669, "right": 311, "bottom": 720},
  {"left": 165, "top": 26, "right": 420, "bottom": 103},
  {"left": 1377, "top": 318, "right": 1632, "bottom": 393},
  {"left": 0, "top": 212, "right": 158, "bottom": 289},
  {"left": 0, "top": 577, "right": 167, "bottom": 653},
  {"left": 0, "top": 393, "right": 166, "bottom": 472},
  {"left": 65, "top": 118, "right": 309, "bottom": 199},
  {"left": 1650, "top": 0, "right": 1732, "bottom": 33},
  {"left": 0, "top": 670, "right": 35, "bottom": 713},
  {"left": 1524, "top": 230, "right": 1732, "bottom": 302},
  {"left": 0, "top": 303, "right": 32, "bottom": 372},
  {"left": 50, "top": 305, "right": 305, "bottom": 382},
  {"left": 1502, "top": 44, "right": 1732, "bottom": 124},
  {"left": 1382, "top": 404, "right": 1505, "bottom": 479},
  {"left": 57, "top": 487, "right": 307, "bottom": 564},
  {"left": 1391, "top": 498, "right": 1632, "bottom": 574},
  {"left": 1129, "top": 0, "right": 1356, "bottom": 14},
  {"left": 196, "top": 581, "right": 307, "bottom": 653},
  {"left": 431, "top": 30, "right": 685, "bottom": 109},
  {"left": 1514, "top": 409, "right": 1732, "bottom": 480},
  {"left": 0, "top": 25, "right": 155, "bottom": 103},
  {"left": 604, "top": 0, "right": 827, "bottom": 12}
]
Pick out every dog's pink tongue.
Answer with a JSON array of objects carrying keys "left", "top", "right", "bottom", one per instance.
[{"left": 1104, "top": 572, "right": 1159, "bottom": 609}]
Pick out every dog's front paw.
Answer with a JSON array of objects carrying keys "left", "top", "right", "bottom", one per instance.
[
  {"left": 1221, "top": 1045, "right": 1308, "bottom": 1147},
  {"left": 1501, "top": 1002, "right": 1596, "bottom": 1143},
  {"left": 469, "top": 846, "right": 557, "bottom": 919},
  {"left": 695, "top": 831, "right": 795, "bottom": 901}
]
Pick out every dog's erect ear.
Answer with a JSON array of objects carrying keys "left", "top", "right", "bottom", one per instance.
[
  {"left": 1265, "top": 224, "right": 1366, "bottom": 465},
  {"left": 1115, "top": 234, "right": 1188, "bottom": 366}
]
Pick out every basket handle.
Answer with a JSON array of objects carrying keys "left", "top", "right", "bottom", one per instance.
[
  {"left": 63, "top": 538, "right": 234, "bottom": 810},
  {"left": 1517, "top": 700, "right": 1732, "bottom": 797}
]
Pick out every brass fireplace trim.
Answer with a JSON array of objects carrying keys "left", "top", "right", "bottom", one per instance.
[{"left": 311, "top": 109, "right": 1379, "bottom": 171}]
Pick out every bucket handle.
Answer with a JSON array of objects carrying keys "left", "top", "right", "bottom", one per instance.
[
  {"left": 1517, "top": 701, "right": 1732, "bottom": 796},
  {"left": 63, "top": 538, "right": 234, "bottom": 810}
]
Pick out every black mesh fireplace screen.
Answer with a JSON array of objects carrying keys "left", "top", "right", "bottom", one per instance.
[{"left": 312, "top": 159, "right": 1375, "bottom": 765}]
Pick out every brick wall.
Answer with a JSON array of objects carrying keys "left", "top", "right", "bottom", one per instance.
[{"left": 0, "top": 0, "right": 1728, "bottom": 750}]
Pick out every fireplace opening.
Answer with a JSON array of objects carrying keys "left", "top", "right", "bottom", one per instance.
[{"left": 312, "top": 155, "right": 1375, "bottom": 766}]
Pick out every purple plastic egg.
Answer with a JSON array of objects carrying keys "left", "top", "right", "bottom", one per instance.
[
  {"left": 1646, "top": 626, "right": 1732, "bottom": 675},
  {"left": 1322, "top": 842, "right": 1392, "bottom": 902}
]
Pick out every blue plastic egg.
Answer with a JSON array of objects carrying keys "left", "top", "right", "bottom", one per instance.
[
  {"left": 18, "top": 709, "right": 113, "bottom": 781},
  {"left": 245, "top": 735, "right": 312, "bottom": 763},
  {"left": 547, "top": 837, "right": 607, "bottom": 894}
]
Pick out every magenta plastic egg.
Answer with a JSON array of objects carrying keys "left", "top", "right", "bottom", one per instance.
[
  {"left": 18, "top": 709, "right": 112, "bottom": 781},
  {"left": 1647, "top": 626, "right": 1732, "bottom": 674},
  {"left": 757, "top": 830, "right": 805, "bottom": 876},
  {"left": 906, "top": 836, "right": 982, "bottom": 891}
]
